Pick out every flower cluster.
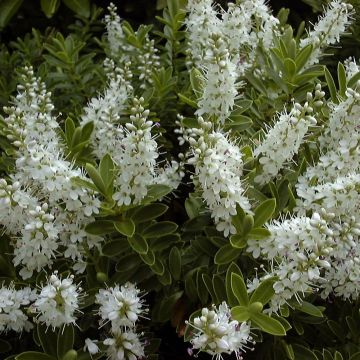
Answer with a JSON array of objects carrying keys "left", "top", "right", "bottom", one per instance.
[
  {"left": 186, "top": 302, "right": 253, "bottom": 360},
  {"left": 1, "top": 66, "right": 102, "bottom": 278},
  {"left": 179, "top": 116, "right": 250, "bottom": 236},
  {"left": 105, "top": 2, "right": 160, "bottom": 89},
  {"left": 90, "top": 282, "right": 146, "bottom": 360},
  {"left": 300, "top": 0, "right": 353, "bottom": 68},
  {"left": 0, "top": 283, "right": 36, "bottom": 333},
  {"left": 185, "top": 0, "right": 278, "bottom": 123},
  {"left": 247, "top": 211, "right": 335, "bottom": 310},
  {"left": 0, "top": 272, "right": 81, "bottom": 333},
  {"left": 248, "top": 85, "right": 360, "bottom": 307},
  {"left": 254, "top": 86, "right": 324, "bottom": 185}
]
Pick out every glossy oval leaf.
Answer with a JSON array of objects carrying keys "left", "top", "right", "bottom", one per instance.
[
  {"left": 231, "top": 273, "right": 249, "bottom": 306},
  {"left": 214, "top": 244, "right": 241, "bottom": 265},
  {"left": 131, "top": 203, "right": 168, "bottom": 223},
  {"left": 231, "top": 306, "right": 250, "bottom": 322},
  {"left": 0, "top": 0, "right": 23, "bottom": 29},
  {"left": 251, "top": 312, "right": 286, "bottom": 336},
  {"left": 114, "top": 219, "right": 135, "bottom": 237},
  {"left": 249, "top": 277, "right": 276, "bottom": 305},
  {"left": 253, "top": 199, "right": 276, "bottom": 228},
  {"left": 128, "top": 234, "right": 148, "bottom": 254},
  {"left": 169, "top": 246, "right": 181, "bottom": 280},
  {"left": 15, "top": 353, "right": 56, "bottom": 360},
  {"left": 226, "top": 263, "right": 242, "bottom": 307},
  {"left": 143, "top": 221, "right": 178, "bottom": 238},
  {"left": 57, "top": 325, "right": 74, "bottom": 359},
  {"left": 63, "top": 0, "right": 90, "bottom": 18}
]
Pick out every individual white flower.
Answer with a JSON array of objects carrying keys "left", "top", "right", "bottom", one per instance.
[
  {"left": 96, "top": 283, "right": 145, "bottom": 330},
  {"left": 186, "top": 302, "right": 252, "bottom": 360},
  {"left": 0, "top": 284, "right": 36, "bottom": 333},
  {"left": 33, "top": 272, "right": 81, "bottom": 329},
  {"left": 300, "top": 1, "right": 353, "bottom": 68},
  {"left": 84, "top": 338, "right": 100, "bottom": 355},
  {"left": 104, "top": 328, "right": 145, "bottom": 360}
]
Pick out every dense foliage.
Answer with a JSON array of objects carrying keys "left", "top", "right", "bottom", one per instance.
[{"left": 0, "top": 0, "right": 360, "bottom": 360}]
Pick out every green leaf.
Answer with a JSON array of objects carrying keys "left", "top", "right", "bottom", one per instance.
[
  {"left": 128, "top": 234, "right": 148, "bottom": 254},
  {"left": 80, "top": 121, "right": 94, "bottom": 142},
  {"left": 143, "top": 221, "right": 178, "bottom": 238},
  {"left": 248, "top": 228, "right": 271, "bottom": 240},
  {"left": 253, "top": 199, "right": 276, "bottom": 228},
  {"left": 99, "top": 154, "right": 115, "bottom": 190},
  {"left": 251, "top": 313, "right": 286, "bottom": 336},
  {"left": 57, "top": 325, "right": 74, "bottom": 359},
  {"left": 231, "top": 305, "right": 250, "bottom": 322},
  {"left": 190, "top": 67, "right": 203, "bottom": 94},
  {"left": 349, "top": 352, "right": 360, "bottom": 360},
  {"left": 114, "top": 219, "right": 135, "bottom": 237},
  {"left": 212, "top": 274, "right": 226, "bottom": 304},
  {"left": 334, "top": 351, "right": 343, "bottom": 360},
  {"left": 184, "top": 195, "right": 203, "bottom": 219},
  {"left": 0, "top": 0, "right": 23, "bottom": 29},
  {"left": 116, "top": 254, "right": 140, "bottom": 273},
  {"left": 40, "top": 0, "right": 60, "bottom": 18},
  {"left": 242, "top": 215, "right": 254, "bottom": 235},
  {"left": 292, "top": 344, "right": 318, "bottom": 360},
  {"left": 202, "top": 273, "right": 217, "bottom": 303},
  {"left": 85, "top": 164, "right": 106, "bottom": 195},
  {"left": 37, "top": 324, "right": 57, "bottom": 357},
  {"left": 249, "top": 277, "right": 276, "bottom": 305},
  {"left": 231, "top": 273, "right": 248, "bottom": 306},
  {"left": 284, "top": 58, "right": 296, "bottom": 77},
  {"left": 348, "top": 72, "right": 360, "bottom": 88},
  {"left": 131, "top": 203, "right": 168, "bottom": 223},
  {"left": 169, "top": 246, "right": 181, "bottom": 280},
  {"left": 337, "top": 62, "right": 347, "bottom": 97},
  {"left": 85, "top": 220, "right": 115, "bottom": 235},
  {"left": 177, "top": 93, "right": 197, "bottom": 108},
  {"left": 71, "top": 177, "right": 97, "bottom": 192},
  {"left": 294, "top": 301, "right": 323, "bottom": 317},
  {"left": 232, "top": 205, "right": 246, "bottom": 234},
  {"left": 294, "top": 44, "right": 313, "bottom": 71},
  {"left": 139, "top": 249, "right": 155, "bottom": 266},
  {"left": 15, "top": 353, "right": 56, "bottom": 360},
  {"left": 230, "top": 234, "right": 247, "bottom": 249},
  {"left": 102, "top": 239, "right": 129, "bottom": 257},
  {"left": 225, "top": 115, "right": 253, "bottom": 132},
  {"left": 143, "top": 184, "right": 172, "bottom": 203},
  {"left": 324, "top": 67, "right": 338, "bottom": 103},
  {"left": 65, "top": 118, "right": 76, "bottom": 144},
  {"left": 62, "top": 0, "right": 90, "bottom": 17},
  {"left": 226, "top": 263, "right": 242, "bottom": 307},
  {"left": 214, "top": 244, "right": 241, "bottom": 265},
  {"left": 150, "top": 258, "right": 165, "bottom": 275}
]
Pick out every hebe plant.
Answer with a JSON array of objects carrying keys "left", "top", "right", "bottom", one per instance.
[{"left": 0, "top": 0, "right": 359, "bottom": 359}]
